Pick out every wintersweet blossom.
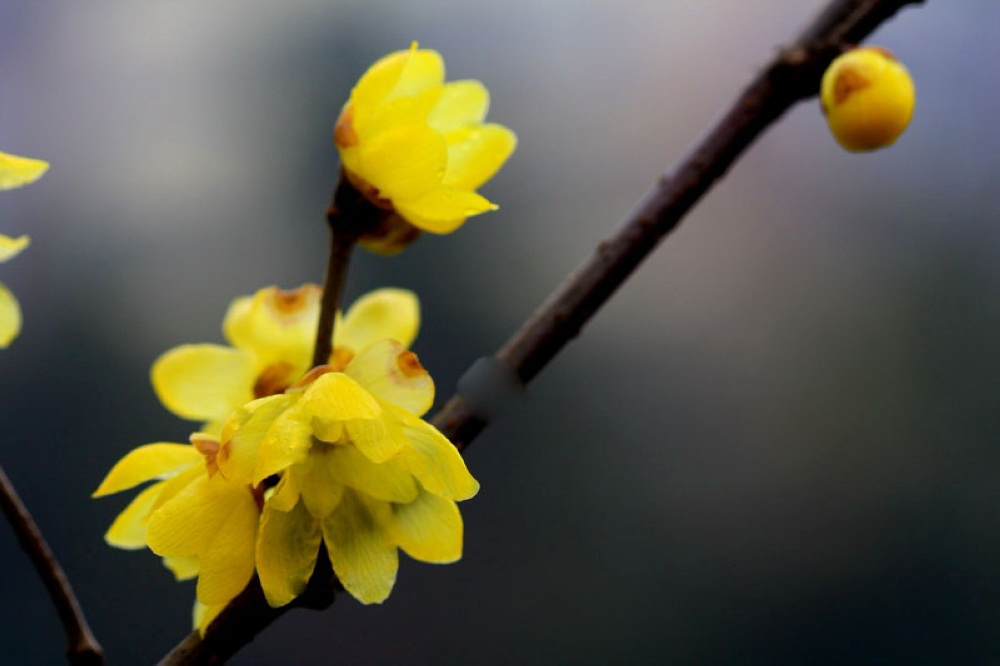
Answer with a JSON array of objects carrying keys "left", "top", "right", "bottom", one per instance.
[
  {"left": 153, "top": 285, "right": 418, "bottom": 434},
  {"left": 215, "top": 338, "right": 479, "bottom": 607},
  {"left": 91, "top": 436, "right": 255, "bottom": 628},
  {"left": 0, "top": 151, "right": 48, "bottom": 347},
  {"left": 334, "top": 44, "right": 516, "bottom": 240}
]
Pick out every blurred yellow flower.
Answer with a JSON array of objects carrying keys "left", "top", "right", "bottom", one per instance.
[
  {"left": 335, "top": 44, "right": 516, "bottom": 237},
  {"left": 821, "top": 47, "right": 915, "bottom": 152},
  {"left": 153, "top": 285, "right": 418, "bottom": 434},
  {"left": 217, "top": 339, "right": 479, "bottom": 607},
  {"left": 0, "top": 151, "right": 48, "bottom": 347}
]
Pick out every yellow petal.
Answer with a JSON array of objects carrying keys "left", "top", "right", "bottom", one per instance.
[
  {"left": 393, "top": 186, "right": 496, "bottom": 234},
  {"left": 196, "top": 483, "right": 260, "bottom": 606},
  {"left": 428, "top": 80, "right": 489, "bottom": 132},
  {"left": 324, "top": 444, "right": 418, "bottom": 503},
  {"left": 321, "top": 490, "right": 398, "bottom": 604},
  {"left": 152, "top": 344, "right": 256, "bottom": 425},
  {"left": 93, "top": 443, "right": 201, "bottom": 497},
  {"left": 352, "top": 47, "right": 444, "bottom": 122},
  {"left": 267, "top": 472, "right": 300, "bottom": 512},
  {"left": 147, "top": 475, "right": 254, "bottom": 559},
  {"left": 104, "top": 482, "right": 164, "bottom": 549},
  {"left": 253, "top": 407, "right": 314, "bottom": 483},
  {"left": 0, "top": 152, "right": 48, "bottom": 190},
  {"left": 222, "top": 285, "right": 320, "bottom": 375},
  {"left": 256, "top": 501, "right": 321, "bottom": 607},
  {"left": 194, "top": 601, "right": 225, "bottom": 636},
  {"left": 390, "top": 489, "right": 463, "bottom": 564},
  {"left": 0, "top": 282, "right": 22, "bottom": 348},
  {"left": 345, "top": 414, "right": 410, "bottom": 464},
  {"left": 345, "top": 339, "right": 434, "bottom": 416},
  {"left": 0, "top": 234, "right": 29, "bottom": 263},
  {"left": 148, "top": 464, "right": 204, "bottom": 517},
  {"left": 219, "top": 394, "right": 296, "bottom": 483},
  {"left": 357, "top": 88, "right": 442, "bottom": 144},
  {"left": 293, "top": 454, "right": 345, "bottom": 519},
  {"left": 442, "top": 123, "right": 517, "bottom": 190},
  {"left": 301, "top": 372, "right": 381, "bottom": 421},
  {"left": 356, "top": 123, "right": 446, "bottom": 202},
  {"left": 336, "top": 288, "right": 420, "bottom": 354},
  {"left": 395, "top": 410, "right": 479, "bottom": 501},
  {"left": 163, "top": 555, "right": 200, "bottom": 581}
]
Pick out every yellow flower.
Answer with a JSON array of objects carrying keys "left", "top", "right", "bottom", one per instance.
[
  {"left": 153, "top": 285, "right": 419, "bottom": 434},
  {"left": 821, "top": 47, "right": 915, "bottom": 153},
  {"left": 0, "top": 151, "right": 48, "bottom": 347},
  {"left": 335, "top": 44, "right": 516, "bottom": 237},
  {"left": 92, "top": 437, "right": 260, "bottom": 614},
  {"left": 217, "top": 339, "right": 479, "bottom": 607}
]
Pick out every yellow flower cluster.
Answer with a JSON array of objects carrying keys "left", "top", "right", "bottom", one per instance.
[
  {"left": 95, "top": 286, "right": 478, "bottom": 631},
  {"left": 821, "top": 47, "right": 915, "bottom": 153},
  {"left": 0, "top": 151, "right": 49, "bottom": 347}
]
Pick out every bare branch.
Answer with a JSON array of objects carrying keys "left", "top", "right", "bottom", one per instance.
[{"left": 0, "top": 465, "right": 103, "bottom": 665}]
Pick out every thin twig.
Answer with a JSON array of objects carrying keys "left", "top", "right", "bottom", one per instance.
[
  {"left": 0, "top": 465, "right": 103, "bottom": 665},
  {"left": 159, "top": 0, "right": 924, "bottom": 662},
  {"left": 311, "top": 174, "right": 378, "bottom": 368}
]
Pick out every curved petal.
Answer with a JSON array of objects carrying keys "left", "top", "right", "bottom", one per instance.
[
  {"left": 324, "top": 444, "right": 418, "bottom": 503},
  {"left": 336, "top": 288, "right": 419, "bottom": 353},
  {"left": 443, "top": 123, "right": 517, "bottom": 190},
  {"left": 163, "top": 555, "right": 200, "bottom": 581},
  {"left": 152, "top": 344, "right": 256, "bottom": 424},
  {"left": 196, "top": 483, "right": 260, "bottom": 606},
  {"left": 429, "top": 80, "right": 489, "bottom": 132},
  {"left": 301, "top": 372, "right": 381, "bottom": 421},
  {"left": 0, "top": 282, "right": 22, "bottom": 348},
  {"left": 345, "top": 415, "right": 409, "bottom": 464},
  {"left": 345, "top": 339, "right": 434, "bottom": 416},
  {"left": 194, "top": 601, "right": 225, "bottom": 636},
  {"left": 322, "top": 490, "right": 398, "bottom": 604},
  {"left": 254, "top": 406, "right": 314, "bottom": 483},
  {"left": 395, "top": 410, "right": 479, "bottom": 501},
  {"left": 0, "top": 234, "right": 29, "bottom": 262},
  {"left": 293, "top": 454, "right": 345, "bottom": 520},
  {"left": 356, "top": 124, "right": 446, "bottom": 202},
  {"left": 390, "top": 489, "right": 463, "bottom": 564},
  {"left": 352, "top": 47, "right": 444, "bottom": 122},
  {"left": 222, "top": 285, "right": 320, "bottom": 375},
  {"left": 0, "top": 152, "right": 48, "bottom": 189},
  {"left": 394, "top": 187, "right": 496, "bottom": 234},
  {"left": 218, "top": 394, "right": 296, "bottom": 484},
  {"left": 104, "top": 482, "right": 164, "bottom": 549},
  {"left": 93, "top": 443, "right": 201, "bottom": 497},
  {"left": 257, "top": 501, "right": 321, "bottom": 607}
]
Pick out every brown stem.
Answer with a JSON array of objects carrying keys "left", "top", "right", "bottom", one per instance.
[
  {"left": 0, "top": 465, "right": 103, "bottom": 665},
  {"left": 311, "top": 174, "right": 381, "bottom": 368},
  {"left": 159, "top": 0, "right": 924, "bottom": 662}
]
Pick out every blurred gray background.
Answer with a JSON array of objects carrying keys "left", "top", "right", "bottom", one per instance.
[{"left": 1, "top": 1, "right": 999, "bottom": 663}]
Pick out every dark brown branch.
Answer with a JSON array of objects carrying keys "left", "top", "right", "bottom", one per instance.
[
  {"left": 311, "top": 174, "right": 379, "bottom": 368},
  {"left": 0, "top": 465, "right": 103, "bottom": 665},
  {"left": 159, "top": 0, "right": 923, "bottom": 662},
  {"left": 436, "top": 0, "right": 924, "bottom": 450}
]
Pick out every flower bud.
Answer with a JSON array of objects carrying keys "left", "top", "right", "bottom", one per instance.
[{"left": 820, "top": 47, "right": 915, "bottom": 152}]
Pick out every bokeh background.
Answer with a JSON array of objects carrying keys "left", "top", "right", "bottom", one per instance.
[{"left": 2, "top": 1, "right": 999, "bottom": 663}]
